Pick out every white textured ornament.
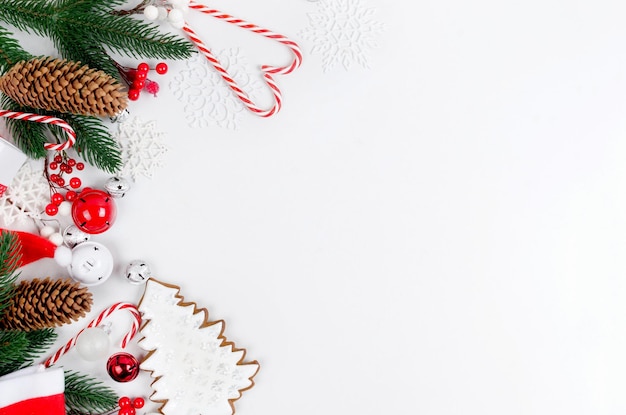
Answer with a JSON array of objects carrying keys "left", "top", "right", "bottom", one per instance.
[
  {"left": 144, "top": 5, "right": 159, "bottom": 20},
  {"left": 75, "top": 327, "right": 110, "bottom": 361},
  {"left": 138, "top": 279, "right": 259, "bottom": 415}
]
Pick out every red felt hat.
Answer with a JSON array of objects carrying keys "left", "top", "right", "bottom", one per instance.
[
  {"left": 1, "top": 228, "right": 72, "bottom": 268},
  {"left": 0, "top": 365, "right": 65, "bottom": 415}
]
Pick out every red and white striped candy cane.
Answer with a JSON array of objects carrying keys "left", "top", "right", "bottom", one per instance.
[
  {"left": 0, "top": 110, "right": 76, "bottom": 151},
  {"left": 43, "top": 302, "right": 141, "bottom": 368},
  {"left": 184, "top": 1, "right": 303, "bottom": 117}
]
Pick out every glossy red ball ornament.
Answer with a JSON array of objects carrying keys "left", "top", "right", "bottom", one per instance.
[
  {"left": 106, "top": 352, "right": 139, "bottom": 383},
  {"left": 71, "top": 189, "right": 117, "bottom": 234}
]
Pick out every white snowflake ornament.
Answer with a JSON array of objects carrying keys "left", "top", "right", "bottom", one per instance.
[
  {"left": 300, "top": 0, "right": 385, "bottom": 72},
  {"left": 0, "top": 161, "right": 49, "bottom": 225},
  {"left": 138, "top": 279, "right": 259, "bottom": 415},
  {"left": 170, "top": 51, "right": 264, "bottom": 130},
  {"left": 115, "top": 117, "right": 168, "bottom": 180}
]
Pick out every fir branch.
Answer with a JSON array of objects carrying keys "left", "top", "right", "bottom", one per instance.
[
  {"left": 64, "top": 370, "right": 119, "bottom": 414},
  {"left": 0, "top": 0, "right": 55, "bottom": 37},
  {"left": 52, "top": 29, "right": 120, "bottom": 79},
  {"left": 1, "top": 95, "right": 51, "bottom": 160},
  {"left": 0, "top": 329, "right": 57, "bottom": 376},
  {"left": 0, "top": 230, "right": 21, "bottom": 319},
  {"left": 0, "top": 25, "right": 31, "bottom": 74},
  {"left": 55, "top": 114, "right": 123, "bottom": 173}
]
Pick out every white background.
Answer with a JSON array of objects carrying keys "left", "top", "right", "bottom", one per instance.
[{"left": 6, "top": 1, "right": 626, "bottom": 414}]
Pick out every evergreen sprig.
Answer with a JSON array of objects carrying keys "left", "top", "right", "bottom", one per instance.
[
  {"left": 0, "top": 329, "right": 57, "bottom": 376},
  {"left": 64, "top": 370, "right": 119, "bottom": 414},
  {"left": 0, "top": 230, "right": 21, "bottom": 319},
  {"left": 0, "top": 0, "right": 194, "bottom": 78}
]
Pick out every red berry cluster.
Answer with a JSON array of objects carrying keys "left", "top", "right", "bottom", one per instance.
[
  {"left": 45, "top": 153, "right": 84, "bottom": 216},
  {"left": 118, "top": 396, "right": 144, "bottom": 415},
  {"left": 127, "top": 62, "right": 168, "bottom": 101}
]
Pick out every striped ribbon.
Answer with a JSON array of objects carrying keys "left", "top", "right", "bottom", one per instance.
[
  {"left": 184, "top": 1, "right": 303, "bottom": 117},
  {"left": 0, "top": 111, "right": 76, "bottom": 151},
  {"left": 43, "top": 302, "right": 141, "bottom": 368}
]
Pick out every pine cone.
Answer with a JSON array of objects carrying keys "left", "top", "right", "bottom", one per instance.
[
  {"left": 0, "top": 57, "right": 128, "bottom": 117},
  {"left": 0, "top": 277, "right": 93, "bottom": 331}
]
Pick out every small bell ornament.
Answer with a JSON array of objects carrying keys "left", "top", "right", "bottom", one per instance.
[
  {"left": 125, "top": 260, "right": 152, "bottom": 285},
  {"left": 104, "top": 176, "right": 131, "bottom": 198},
  {"left": 62, "top": 224, "right": 90, "bottom": 248}
]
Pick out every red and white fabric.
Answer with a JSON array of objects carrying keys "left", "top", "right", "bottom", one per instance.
[{"left": 0, "top": 365, "right": 65, "bottom": 415}]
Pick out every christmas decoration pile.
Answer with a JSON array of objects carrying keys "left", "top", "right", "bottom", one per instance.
[{"left": 0, "top": 0, "right": 306, "bottom": 413}]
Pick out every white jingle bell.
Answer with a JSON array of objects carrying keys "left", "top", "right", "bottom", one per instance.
[
  {"left": 75, "top": 327, "right": 110, "bottom": 361},
  {"left": 63, "top": 225, "right": 90, "bottom": 248},
  {"left": 104, "top": 176, "right": 131, "bottom": 198},
  {"left": 125, "top": 260, "right": 152, "bottom": 285},
  {"left": 67, "top": 241, "right": 114, "bottom": 286}
]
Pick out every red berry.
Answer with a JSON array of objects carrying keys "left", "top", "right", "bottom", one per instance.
[
  {"left": 119, "top": 396, "right": 131, "bottom": 408},
  {"left": 132, "top": 79, "right": 145, "bottom": 90},
  {"left": 76, "top": 162, "right": 85, "bottom": 171},
  {"left": 65, "top": 190, "right": 77, "bottom": 201},
  {"left": 69, "top": 177, "right": 81, "bottom": 189},
  {"left": 137, "top": 62, "right": 149, "bottom": 73},
  {"left": 135, "top": 70, "right": 147, "bottom": 80},
  {"left": 54, "top": 155, "right": 62, "bottom": 163},
  {"left": 128, "top": 89, "right": 140, "bottom": 101},
  {"left": 65, "top": 166, "right": 73, "bottom": 174},
  {"left": 45, "top": 203, "right": 58, "bottom": 216},
  {"left": 155, "top": 62, "right": 168, "bottom": 75},
  {"left": 56, "top": 177, "right": 65, "bottom": 186},
  {"left": 50, "top": 174, "right": 60, "bottom": 182},
  {"left": 67, "top": 158, "right": 76, "bottom": 167},
  {"left": 51, "top": 192, "right": 64, "bottom": 205},
  {"left": 49, "top": 162, "right": 58, "bottom": 170},
  {"left": 144, "top": 79, "right": 160, "bottom": 96},
  {"left": 132, "top": 397, "right": 145, "bottom": 409}
]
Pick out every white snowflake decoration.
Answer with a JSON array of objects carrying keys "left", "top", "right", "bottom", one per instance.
[
  {"left": 115, "top": 117, "right": 168, "bottom": 180},
  {"left": 0, "top": 161, "right": 49, "bottom": 225},
  {"left": 170, "top": 50, "right": 264, "bottom": 130},
  {"left": 300, "top": 0, "right": 384, "bottom": 72},
  {"left": 138, "top": 279, "right": 259, "bottom": 415}
]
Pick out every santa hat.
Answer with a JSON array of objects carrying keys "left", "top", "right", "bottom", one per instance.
[
  {"left": 1, "top": 228, "right": 72, "bottom": 268},
  {"left": 0, "top": 365, "right": 65, "bottom": 415}
]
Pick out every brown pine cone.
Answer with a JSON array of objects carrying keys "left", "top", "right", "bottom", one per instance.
[
  {"left": 0, "top": 277, "right": 93, "bottom": 331},
  {"left": 0, "top": 57, "right": 128, "bottom": 117}
]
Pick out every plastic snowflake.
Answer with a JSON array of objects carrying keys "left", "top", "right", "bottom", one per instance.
[
  {"left": 170, "top": 50, "right": 264, "bottom": 129},
  {"left": 0, "top": 161, "right": 49, "bottom": 225},
  {"left": 115, "top": 117, "right": 168, "bottom": 180},
  {"left": 300, "top": 0, "right": 384, "bottom": 72}
]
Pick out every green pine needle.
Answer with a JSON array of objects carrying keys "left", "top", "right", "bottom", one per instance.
[
  {"left": 0, "top": 329, "right": 57, "bottom": 376},
  {"left": 64, "top": 370, "right": 119, "bottom": 414},
  {"left": 0, "top": 230, "right": 21, "bottom": 319}
]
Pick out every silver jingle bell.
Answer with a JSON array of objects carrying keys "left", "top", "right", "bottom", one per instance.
[
  {"left": 104, "top": 176, "right": 131, "bottom": 198},
  {"left": 125, "top": 260, "right": 152, "bottom": 285},
  {"left": 63, "top": 224, "right": 90, "bottom": 248}
]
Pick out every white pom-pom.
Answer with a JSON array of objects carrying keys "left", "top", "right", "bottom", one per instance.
[
  {"left": 144, "top": 5, "right": 159, "bottom": 21},
  {"left": 40, "top": 225, "right": 55, "bottom": 238},
  {"left": 58, "top": 201, "right": 72, "bottom": 217},
  {"left": 49, "top": 232, "right": 64, "bottom": 246},
  {"left": 157, "top": 6, "right": 168, "bottom": 20},
  {"left": 168, "top": 9, "right": 185, "bottom": 28},
  {"left": 54, "top": 245, "right": 72, "bottom": 267}
]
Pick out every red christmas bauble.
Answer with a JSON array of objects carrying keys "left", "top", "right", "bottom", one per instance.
[
  {"left": 106, "top": 352, "right": 139, "bottom": 382},
  {"left": 71, "top": 189, "right": 117, "bottom": 234}
]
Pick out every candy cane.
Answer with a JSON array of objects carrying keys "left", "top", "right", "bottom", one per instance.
[
  {"left": 43, "top": 302, "right": 141, "bottom": 368},
  {"left": 0, "top": 110, "right": 76, "bottom": 151},
  {"left": 184, "top": 1, "right": 303, "bottom": 117}
]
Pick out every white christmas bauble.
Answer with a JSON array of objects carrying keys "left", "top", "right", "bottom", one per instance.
[
  {"left": 76, "top": 327, "right": 110, "bottom": 361},
  {"left": 143, "top": 5, "right": 159, "bottom": 20},
  {"left": 67, "top": 241, "right": 114, "bottom": 286}
]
